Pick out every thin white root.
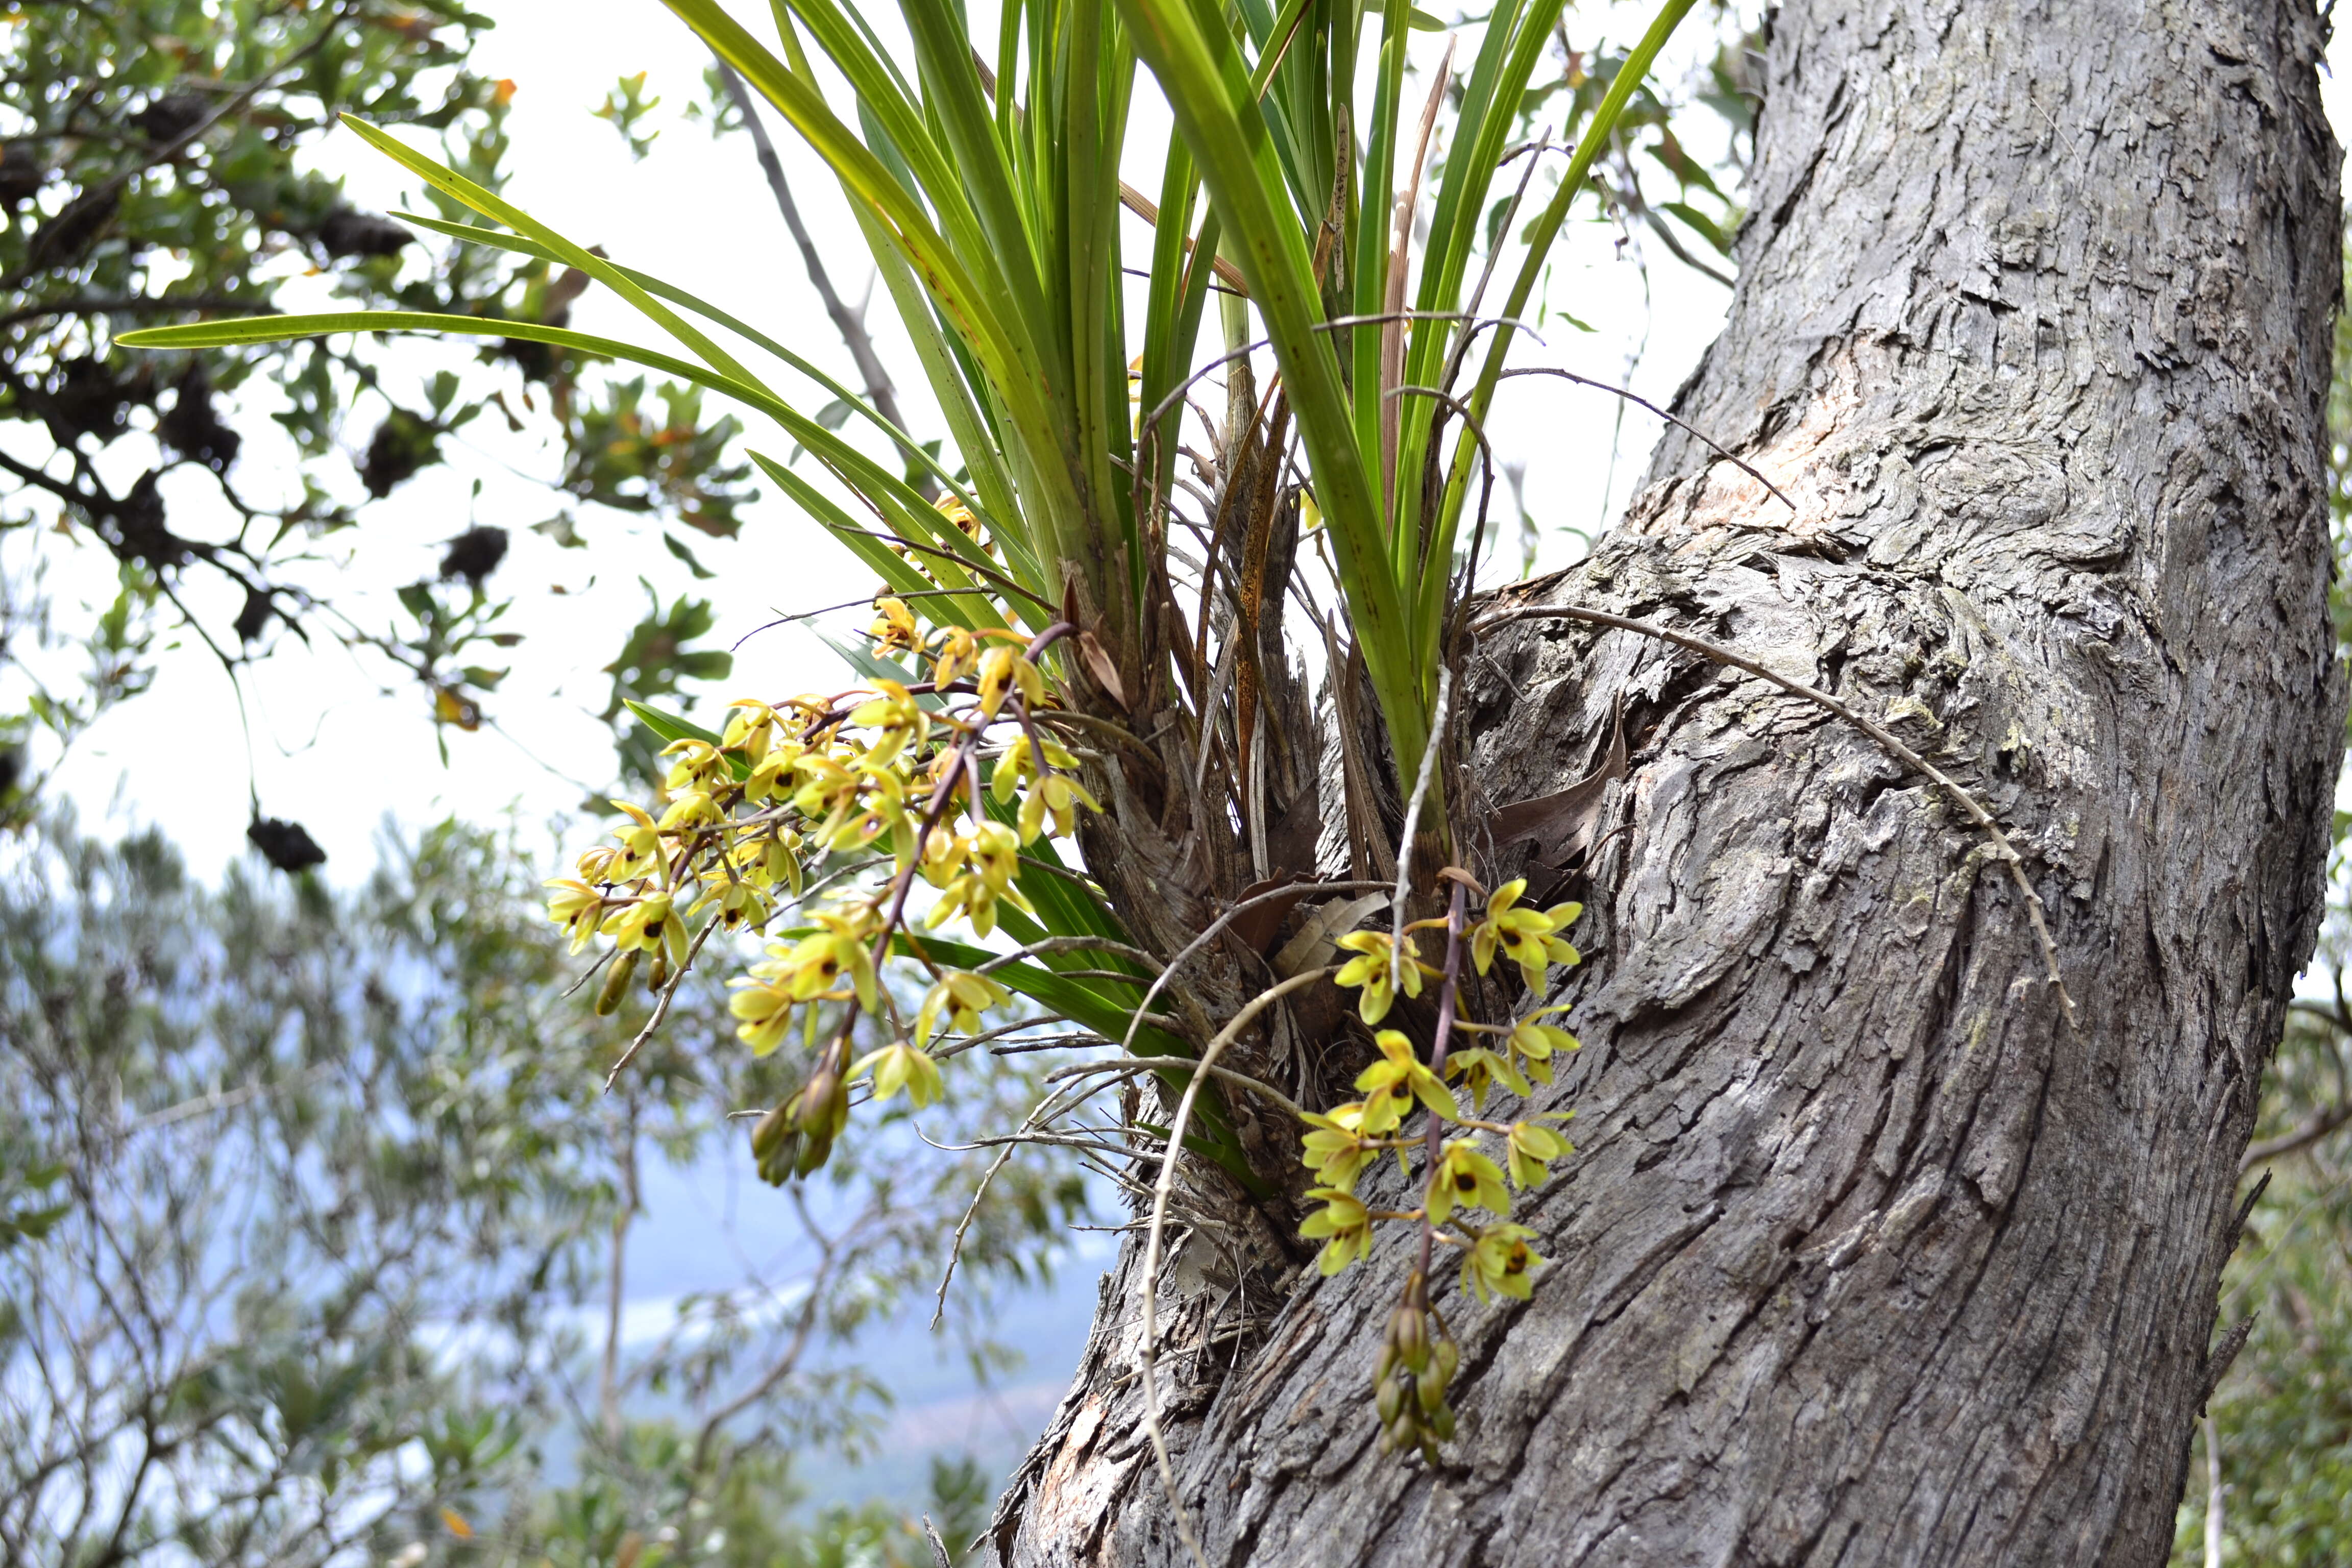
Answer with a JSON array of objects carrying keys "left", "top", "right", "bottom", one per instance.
[
  {"left": 1137, "top": 966, "right": 1334, "bottom": 1568},
  {"left": 1389, "top": 666, "right": 1454, "bottom": 998}
]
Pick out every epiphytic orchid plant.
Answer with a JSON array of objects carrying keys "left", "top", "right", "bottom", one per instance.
[{"left": 127, "top": 0, "right": 1697, "bottom": 1485}]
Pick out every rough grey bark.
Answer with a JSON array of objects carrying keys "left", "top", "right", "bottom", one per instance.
[{"left": 991, "top": 0, "right": 2345, "bottom": 1562}]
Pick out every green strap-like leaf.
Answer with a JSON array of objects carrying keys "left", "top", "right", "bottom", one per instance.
[
  {"left": 1351, "top": 0, "right": 1412, "bottom": 501},
  {"left": 892, "top": 933, "right": 1169, "bottom": 1050},
  {"left": 338, "top": 115, "right": 762, "bottom": 390},
  {"left": 118, "top": 312, "right": 961, "bottom": 575},
  {"left": 1387, "top": 0, "right": 1565, "bottom": 567},
  {"left": 625, "top": 699, "right": 753, "bottom": 780},
  {"left": 1135, "top": 138, "right": 1214, "bottom": 543},
  {"left": 663, "top": 1, "right": 1068, "bottom": 506},
  {"left": 750, "top": 452, "right": 1004, "bottom": 634},
  {"left": 398, "top": 209, "right": 994, "bottom": 523},
  {"left": 890, "top": 0, "right": 1050, "bottom": 331},
  {"left": 119, "top": 309, "right": 765, "bottom": 405}
]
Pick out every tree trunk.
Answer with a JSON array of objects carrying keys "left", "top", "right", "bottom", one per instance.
[{"left": 990, "top": 0, "right": 2345, "bottom": 1560}]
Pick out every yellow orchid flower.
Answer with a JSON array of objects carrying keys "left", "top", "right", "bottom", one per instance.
[
  {"left": 1354, "top": 1030, "right": 1459, "bottom": 1135},
  {"left": 1333, "top": 929, "right": 1434, "bottom": 1025},
  {"left": 1298, "top": 1187, "right": 1374, "bottom": 1276},
  {"left": 915, "top": 969, "right": 1011, "bottom": 1046},
  {"left": 1297, "top": 1102, "right": 1378, "bottom": 1193},
  {"left": 852, "top": 1041, "right": 945, "bottom": 1108},
  {"left": 1459, "top": 1222, "right": 1544, "bottom": 1304},
  {"left": 543, "top": 879, "right": 605, "bottom": 952},
  {"left": 600, "top": 890, "right": 685, "bottom": 964},
  {"left": 973, "top": 643, "right": 1045, "bottom": 721},
  {"left": 1443, "top": 1045, "right": 1530, "bottom": 1112},
  {"left": 848, "top": 679, "right": 927, "bottom": 768},
  {"left": 1426, "top": 1140, "right": 1511, "bottom": 1224},
  {"left": 1467, "top": 878, "right": 1583, "bottom": 994},
  {"left": 1504, "top": 1117, "right": 1574, "bottom": 1191}
]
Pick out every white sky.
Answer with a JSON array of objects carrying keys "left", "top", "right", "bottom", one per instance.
[{"left": 23, "top": 4, "right": 2352, "bottom": 879}]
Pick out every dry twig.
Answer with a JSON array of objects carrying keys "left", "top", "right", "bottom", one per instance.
[{"left": 1472, "top": 600, "right": 2076, "bottom": 1031}]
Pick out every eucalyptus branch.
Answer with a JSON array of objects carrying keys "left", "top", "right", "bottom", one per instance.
[
  {"left": 2240, "top": 1100, "right": 2352, "bottom": 1178},
  {"left": 708, "top": 55, "right": 930, "bottom": 497},
  {"left": 925, "top": 1128, "right": 1149, "bottom": 1159},
  {"left": 1313, "top": 308, "right": 1545, "bottom": 347}
]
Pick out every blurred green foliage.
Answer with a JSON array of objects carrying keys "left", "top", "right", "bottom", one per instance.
[
  {"left": 0, "top": 812, "right": 1080, "bottom": 1566},
  {"left": 0, "top": 1, "right": 753, "bottom": 813},
  {"left": 2171, "top": 905, "right": 2352, "bottom": 1565}
]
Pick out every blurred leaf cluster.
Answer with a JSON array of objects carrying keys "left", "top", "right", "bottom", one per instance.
[
  {"left": 2172, "top": 894, "right": 2352, "bottom": 1565},
  {"left": 1522, "top": 9, "right": 1762, "bottom": 286},
  {"left": 0, "top": 1, "right": 752, "bottom": 811}
]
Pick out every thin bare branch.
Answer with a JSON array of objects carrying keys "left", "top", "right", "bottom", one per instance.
[
  {"left": 604, "top": 914, "right": 722, "bottom": 1089},
  {"left": 708, "top": 56, "right": 929, "bottom": 488},
  {"left": 1499, "top": 366, "right": 1796, "bottom": 513},
  {"left": 1390, "top": 666, "right": 1454, "bottom": 993},
  {"left": 1472, "top": 600, "right": 2076, "bottom": 1031},
  {"left": 2240, "top": 1100, "right": 2352, "bottom": 1177}
]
